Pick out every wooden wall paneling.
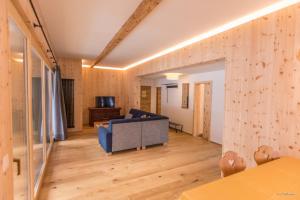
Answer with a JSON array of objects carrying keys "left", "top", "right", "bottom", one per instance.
[
  {"left": 271, "top": 8, "right": 292, "bottom": 157},
  {"left": 181, "top": 83, "right": 189, "bottom": 109},
  {"left": 202, "top": 82, "right": 212, "bottom": 140},
  {"left": 0, "top": 0, "right": 13, "bottom": 199},
  {"left": 58, "top": 58, "right": 83, "bottom": 132},
  {"left": 193, "top": 83, "right": 203, "bottom": 137},
  {"left": 280, "top": 7, "right": 299, "bottom": 157},
  {"left": 124, "top": 4, "right": 300, "bottom": 167},
  {"left": 82, "top": 68, "right": 125, "bottom": 125},
  {"left": 156, "top": 87, "right": 161, "bottom": 114},
  {"left": 293, "top": 4, "right": 300, "bottom": 158},
  {"left": 140, "top": 86, "right": 151, "bottom": 112}
]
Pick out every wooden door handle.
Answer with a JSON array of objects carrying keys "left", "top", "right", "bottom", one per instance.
[{"left": 13, "top": 158, "right": 21, "bottom": 175}]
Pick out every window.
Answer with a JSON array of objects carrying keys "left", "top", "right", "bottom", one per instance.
[{"left": 31, "top": 49, "right": 44, "bottom": 185}]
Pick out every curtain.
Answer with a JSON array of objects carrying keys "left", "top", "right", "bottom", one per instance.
[
  {"left": 52, "top": 66, "right": 67, "bottom": 140},
  {"left": 62, "top": 79, "right": 75, "bottom": 128}
]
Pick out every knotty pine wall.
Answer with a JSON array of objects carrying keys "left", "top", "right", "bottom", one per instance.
[
  {"left": 82, "top": 68, "right": 125, "bottom": 125},
  {"left": 0, "top": 0, "right": 13, "bottom": 199},
  {"left": 124, "top": 4, "right": 300, "bottom": 167},
  {"left": 58, "top": 61, "right": 126, "bottom": 127},
  {"left": 58, "top": 58, "right": 83, "bottom": 132}
]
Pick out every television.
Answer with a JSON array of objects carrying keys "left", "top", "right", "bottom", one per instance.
[{"left": 95, "top": 96, "right": 115, "bottom": 108}]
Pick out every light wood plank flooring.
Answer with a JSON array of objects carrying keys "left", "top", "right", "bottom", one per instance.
[{"left": 39, "top": 128, "right": 222, "bottom": 200}]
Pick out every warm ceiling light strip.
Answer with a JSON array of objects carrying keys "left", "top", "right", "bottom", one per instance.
[
  {"left": 82, "top": 0, "right": 300, "bottom": 71},
  {"left": 82, "top": 64, "right": 124, "bottom": 70},
  {"left": 123, "top": 0, "right": 300, "bottom": 70},
  {"left": 93, "top": 66, "right": 125, "bottom": 71},
  {"left": 13, "top": 58, "right": 24, "bottom": 63}
]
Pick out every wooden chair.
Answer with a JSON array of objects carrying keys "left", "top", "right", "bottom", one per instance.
[
  {"left": 254, "top": 145, "right": 280, "bottom": 165},
  {"left": 219, "top": 151, "right": 246, "bottom": 177}
]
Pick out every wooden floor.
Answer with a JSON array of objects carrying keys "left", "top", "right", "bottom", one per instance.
[{"left": 39, "top": 128, "right": 222, "bottom": 200}]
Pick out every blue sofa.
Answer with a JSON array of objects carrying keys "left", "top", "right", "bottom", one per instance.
[{"left": 98, "top": 109, "right": 169, "bottom": 154}]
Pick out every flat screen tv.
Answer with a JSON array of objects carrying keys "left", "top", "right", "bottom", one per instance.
[{"left": 95, "top": 96, "right": 115, "bottom": 108}]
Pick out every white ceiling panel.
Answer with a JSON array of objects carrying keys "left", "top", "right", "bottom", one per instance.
[
  {"left": 101, "top": 0, "right": 279, "bottom": 67},
  {"left": 37, "top": 0, "right": 282, "bottom": 67},
  {"left": 37, "top": 0, "right": 143, "bottom": 59}
]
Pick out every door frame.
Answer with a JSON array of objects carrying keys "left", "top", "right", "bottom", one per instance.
[
  {"left": 0, "top": 0, "right": 14, "bottom": 199},
  {"left": 156, "top": 87, "right": 161, "bottom": 114},
  {"left": 192, "top": 81, "right": 212, "bottom": 140},
  {"left": 140, "top": 86, "right": 152, "bottom": 112}
]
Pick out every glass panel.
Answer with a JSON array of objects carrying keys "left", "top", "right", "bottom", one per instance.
[
  {"left": 45, "top": 67, "right": 51, "bottom": 151},
  {"left": 9, "top": 19, "right": 28, "bottom": 200},
  {"left": 31, "top": 49, "right": 44, "bottom": 185}
]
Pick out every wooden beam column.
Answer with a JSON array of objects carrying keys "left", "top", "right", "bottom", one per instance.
[
  {"left": 92, "top": 0, "right": 162, "bottom": 67},
  {"left": 0, "top": 0, "right": 14, "bottom": 199}
]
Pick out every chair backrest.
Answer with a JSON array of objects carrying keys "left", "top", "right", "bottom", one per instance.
[
  {"left": 219, "top": 151, "right": 246, "bottom": 177},
  {"left": 254, "top": 145, "right": 280, "bottom": 165}
]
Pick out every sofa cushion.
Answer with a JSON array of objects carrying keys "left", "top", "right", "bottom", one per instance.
[
  {"left": 129, "top": 108, "right": 146, "bottom": 118},
  {"left": 108, "top": 109, "right": 169, "bottom": 126},
  {"left": 98, "top": 127, "right": 112, "bottom": 153},
  {"left": 110, "top": 118, "right": 142, "bottom": 125}
]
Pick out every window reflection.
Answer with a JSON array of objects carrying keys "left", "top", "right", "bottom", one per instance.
[
  {"left": 9, "top": 18, "right": 29, "bottom": 200},
  {"left": 31, "top": 49, "right": 44, "bottom": 184}
]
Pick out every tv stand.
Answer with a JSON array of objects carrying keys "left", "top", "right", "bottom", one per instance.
[{"left": 88, "top": 107, "right": 122, "bottom": 127}]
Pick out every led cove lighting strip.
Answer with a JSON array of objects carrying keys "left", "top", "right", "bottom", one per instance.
[
  {"left": 94, "top": 66, "right": 124, "bottom": 70},
  {"left": 83, "top": 0, "right": 300, "bottom": 71},
  {"left": 82, "top": 64, "right": 124, "bottom": 70}
]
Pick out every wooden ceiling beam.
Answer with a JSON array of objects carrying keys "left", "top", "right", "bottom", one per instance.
[{"left": 91, "top": 0, "right": 162, "bottom": 67}]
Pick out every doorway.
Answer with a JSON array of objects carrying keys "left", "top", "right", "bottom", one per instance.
[
  {"left": 193, "top": 82, "right": 212, "bottom": 140},
  {"left": 156, "top": 87, "right": 161, "bottom": 114},
  {"left": 140, "top": 86, "right": 151, "bottom": 112},
  {"left": 62, "top": 79, "right": 75, "bottom": 128}
]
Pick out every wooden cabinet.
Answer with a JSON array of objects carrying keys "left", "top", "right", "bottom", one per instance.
[{"left": 88, "top": 107, "right": 122, "bottom": 126}]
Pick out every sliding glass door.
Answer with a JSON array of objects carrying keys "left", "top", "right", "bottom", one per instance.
[
  {"left": 45, "top": 67, "right": 52, "bottom": 152},
  {"left": 9, "top": 19, "right": 29, "bottom": 200},
  {"left": 31, "top": 49, "right": 44, "bottom": 186},
  {"left": 9, "top": 15, "right": 54, "bottom": 200}
]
